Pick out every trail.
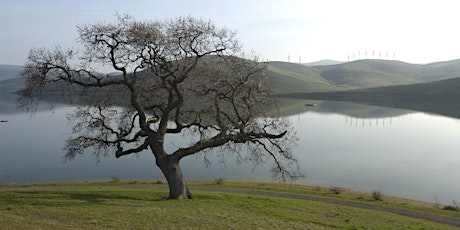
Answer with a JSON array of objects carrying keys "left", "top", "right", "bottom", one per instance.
[{"left": 191, "top": 186, "right": 460, "bottom": 228}]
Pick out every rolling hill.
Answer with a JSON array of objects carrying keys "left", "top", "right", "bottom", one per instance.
[
  {"left": 265, "top": 61, "right": 342, "bottom": 93},
  {"left": 303, "top": 59, "right": 345, "bottom": 66},
  {"left": 3, "top": 59, "right": 460, "bottom": 95},
  {"left": 266, "top": 59, "right": 460, "bottom": 94},
  {"left": 2, "top": 58, "right": 460, "bottom": 117},
  {"left": 282, "top": 76, "right": 460, "bottom": 118},
  {"left": 311, "top": 59, "right": 460, "bottom": 89},
  {"left": 313, "top": 59, "right": 423, "bottom": 88},
  {"left": 418, "top": 59, "right": 460, "bottom": 81}
]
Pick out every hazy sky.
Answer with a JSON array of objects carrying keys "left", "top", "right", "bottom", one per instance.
[{"left": 1, "top": 0, "right": 459, "bottom": 65}]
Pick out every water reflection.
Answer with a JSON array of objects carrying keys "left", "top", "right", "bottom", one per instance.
[
  {"left": 1, "top": 100, "right": 459, "bottom": 205},
  {"left": 281, "top": 99, "right": 412, "bottom": 118},
  {"left": 293, "top": 106, "right": 460, "bottom": 205}
]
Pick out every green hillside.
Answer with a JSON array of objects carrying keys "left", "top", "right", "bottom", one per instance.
[
  {"left": 283, "top": 77, "right": 460, "bottom": 118},
  {"left": 419, "top": 59, "right": 460, "bottom": 81},
  {"left": 267, "top": 59, "right": 460, "bottom": 94},
  {"left": 266, "top": 61, "right": 343, "bottom": 93},
  {"left": 2, "top": 58, "right": 460, "bottom": 105},
  {"left": 312, "top": 59, "right": 460, "bottom": 89},
  {"left": 303, "top": 59, "right": 344, "bottom": 66},
  {"left": 313, "top": 59, "right": 423, "bottom": 88}
]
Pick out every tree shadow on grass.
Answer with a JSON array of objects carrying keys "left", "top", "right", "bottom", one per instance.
[{"left": 6, "top": 190, "right": 167, "bottom": 207}]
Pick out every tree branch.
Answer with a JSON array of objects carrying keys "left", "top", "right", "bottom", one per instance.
[{"left": 115, "top": 139, "right": 149, "bottom": 158}]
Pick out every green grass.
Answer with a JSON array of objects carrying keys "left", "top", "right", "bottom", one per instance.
[
  {"left": 1, "top": 181, "right": 459, "bottom": 229},
  {"left": 193, "top": 181, "right": 460, "bottom": 219},
  {"left": 266, "top": 61, "right": 341, "bottom": 94},
  {"left": 314, "top": 60, "right": 423, "bottom": 88}
]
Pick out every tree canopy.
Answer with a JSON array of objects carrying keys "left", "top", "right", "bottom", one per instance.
[{"left": 21, "top": 15, "right": 301, "bottom": 199}]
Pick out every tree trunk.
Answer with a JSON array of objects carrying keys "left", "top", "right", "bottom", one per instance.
[{"left": 156, "top": 156, "right": 192, "bottom": 199}]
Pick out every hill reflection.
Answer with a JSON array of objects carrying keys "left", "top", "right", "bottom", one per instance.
[{"left": 279, "top": 99, "right": 411, "bottom": 118}]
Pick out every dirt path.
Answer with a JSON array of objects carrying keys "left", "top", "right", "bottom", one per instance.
[{"left": 191, "top": 186, "right": 460, "bottom": 227}]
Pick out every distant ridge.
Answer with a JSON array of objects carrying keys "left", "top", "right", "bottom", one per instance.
[
  {"left": 303, "top": 59, "right": 345, "bottom": 66},
  {"left": 264, "top": 58, "right": 460, "bottom": 94},
  {"left": 2, "top": 58, "right": 460, "bottom": 96},
  {"left": 313, "top": 59, "right": 460, "bottom": 88},
  {"left": 313, "top": 59, "right": 422, "bottom": 88}
]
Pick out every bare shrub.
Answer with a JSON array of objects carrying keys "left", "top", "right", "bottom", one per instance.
[
  {"left": 443, "top": 206, "right": 459, "bottom": 211},
  {"left": 214, "top": 177, "right": 225, "bottom": 185},
  {"left": 372, "top": 190, "right": 383, "bottom": 201},
  {"left": 330, "top": 187, "right": 343, "bottom": 194},
  {"left": 110, "top": 175, "right": 121, "bottom": 183},
  {"left": 443, "top": 200, "right": 459, "bottom": 211}
]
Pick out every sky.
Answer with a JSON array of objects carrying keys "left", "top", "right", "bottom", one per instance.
[{"left": 1, "top": 0, "right": 460, "bottom": 66}]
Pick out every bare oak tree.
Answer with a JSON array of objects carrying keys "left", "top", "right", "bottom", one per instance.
[{"left": 20, "top": 15, "right": 301, "bottom": 199}]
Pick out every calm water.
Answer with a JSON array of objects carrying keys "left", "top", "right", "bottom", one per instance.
[{"left": 1, "top": 101, "right": 459, "bottom": 204}]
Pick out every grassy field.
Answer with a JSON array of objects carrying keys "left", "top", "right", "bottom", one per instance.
[{"left": 1, "top": 181, "right": 459, "bottom": 229}]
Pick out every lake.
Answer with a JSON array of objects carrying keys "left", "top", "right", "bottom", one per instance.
[{"left": 1, "top": 100, "right": 459, "bottom": 205}]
